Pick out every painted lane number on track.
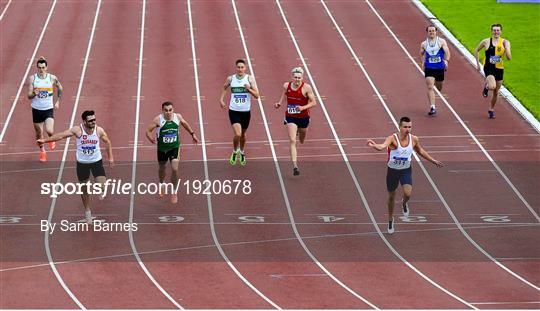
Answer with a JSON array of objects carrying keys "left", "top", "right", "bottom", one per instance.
[
  {"left": 481, "top": 215, "right": 511, "bottom": 223},
  {"left": 318, "top": 216, "right": 345, "bottom": 223},
  {"left": 238, "top": 216, "right": 265, "bottom": 223},
  {"left": 0, "top": 216, "right": 22, "bottom": 223},
  {"left": 158, "top": 216, "right": 185, "bottom": 223},
  {"left": 399, "top": 215, "right": 427, "bottom": 222}
]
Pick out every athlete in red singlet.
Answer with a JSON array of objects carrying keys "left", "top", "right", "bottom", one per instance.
[{"left": 275, "top": 67, "right": 316, "bottom": 176}]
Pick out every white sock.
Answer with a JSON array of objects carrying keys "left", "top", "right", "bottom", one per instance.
[
  {"left": 240, "top": 149, "right": 244, "bottom": 155},
  {"left": 85, "top": 210, "right": 92, "bottom": 220},
  {"left": 431, "top": 105, "right": 435, "bottom": 109},
  {"left": 234, "top": 148, "right": 239, "bottom": 153}
]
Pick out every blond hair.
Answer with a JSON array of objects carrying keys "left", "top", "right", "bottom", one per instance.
[{"left": 291, "top": 67, "right": 304, "bottom": 75}]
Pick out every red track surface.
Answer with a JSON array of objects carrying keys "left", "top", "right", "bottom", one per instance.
[{"left": 1, "top": 0, "right": 538, "bottom": 309}]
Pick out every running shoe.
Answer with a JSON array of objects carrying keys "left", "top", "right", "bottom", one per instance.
[
  {"left": 488, "top": 110, "right": 495, "bottom": 119},
  {"left": 239, "top": 153, "right": 246, "bottom": 166},
  {"left": 402, "top": 202, "right": 409, "bottom": 217},
  {"left": 49, "top": 141, "right": 56, "bottom": 150},
  {"left": 229, "top": 151, "right": 238, "bottom": 165},
  {"left": 170, "top": 193, "right": 178, "bottom": 204},
  {"left": 388, "top": 218, "right": 395, "bottom": 234},
  {"left": 293, "top": 167, "right": 300, "bottom": 176},
  {"left": 39, "top": 150, "right": 47, "bottom": 162},
  {"left": 428, "top": 106, "right": 437, "bottom": 116},
  {"left": 482, "top": 86, "right": 489, "bottom": 98}
]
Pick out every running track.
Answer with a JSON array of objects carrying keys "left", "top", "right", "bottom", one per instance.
[{"left": 0, "top": 0, "right": 538, "bottom": 309}]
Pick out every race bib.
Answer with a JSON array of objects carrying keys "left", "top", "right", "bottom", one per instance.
[
  {"left": 287, "top": 104, "right": 300, "bottom": 114},
  {"left": 163, "top": 133, "right": 177, "bottom": 144},
  {"left": 81, "top": 146, "right": 95, "bottom": 155},
  {"left": 392, "top": 156, "right": 409, "bottom": 167},
  {"left": 37, "top": 89, "right": 49, "bottom": 99},
  {"left": 428, "top": 56, "right": 441, "bottom": 64},
  {"left": 489, "top": 55, "right": 502, "bottom": 64},
  {"left": 234, "top": 94, "right": 247, "bottom": 104}
]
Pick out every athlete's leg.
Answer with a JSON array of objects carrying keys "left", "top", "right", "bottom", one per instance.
[
  {"left": 425, "top": 77, "right": 436, "bottom": 107},
  {"left": 491, "top": 80, "right": 503, "bottom": 110},
  {"left": 387, "top": 191, "right": 396, "bottom": 222},
  {"left": 486, "top": 75, "right": 497, "bottom": 91},
  {"left": 298, "top": 127, "right": 308, "bottom": 144},
  {"left": 402, "top": 184, "right": 412, "bottom": 207},
  {"left": 158, "top": 161, "right": 167, "bottom": 183},
  {"left": 79, "top": 179, "right": 92, "bottom": 223},
  {"left": 44, "top": 117, "right": 54, "bottom": 137},
  {"left": 170, "top": 158, "right": 179, "bottom": 185},
  {"left": 435, "top": 81, "right": 443, "bottom": 92},
  {"left": 239, "top": 128, "right": 247, "bottom": 151},
  {"left": 287, "top": 123, "right": 299, "bottom": 168},
  {"left": 231, "top": 123, "right": 242, "bottom": 151}
]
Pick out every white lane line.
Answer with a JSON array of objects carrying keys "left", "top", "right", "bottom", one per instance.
[
  {"left": 471, "top": 301, "right": 540, "bottom": 305},
  {"left": 44, "top": 1, "right": 102, "bottom": 309},
  {"left": 5, "top": 222, "right": 536, "bottom": 273},
  {"left": 326, "top": 0, "right": 540, "bottom": 292},
  {"left": 0, "top": 0, "right": 12, "bottom": 20},
  {"left": 232, "top": 0, "right": 377, "bottom": 308},
  {"left": 364, "top": 0, "right": 539, "bottom": 223},
  {"left": 187, "top": 0, "right": 279, "bottom": 308},
  {"left": 127, "top": 0, "right": 183, "bottom": 308},
  {"left": 281, "top": 0, "right": 474, "bottom": 308},
  {"left": 0, "top": 0, "right": 57, "bottom": 142}
]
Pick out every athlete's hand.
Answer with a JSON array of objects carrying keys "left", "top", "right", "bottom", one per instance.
[
  {"left": 54, "top": 101, "right": 60, "bottom": 110},
  {"left": 147, "top": 135, "right": 156, "bottom": 144},
  {"left": 191, "top": 134, "right": 199, "bottom": 145},
  {"left": 444, "top": 60, "right": 449, "bottom": 70},
  {"left": 366, "top": 139, "right": 376, "bottom": 147},
  {"left": 108, "top": 158, "right": 115, "bottom": 168},
  {"left": 244, "top": 84, "right": 251, "bottom": 90},
  {"left": 36, "top": 138, "right": 46, "bottom": 146},
  {"left": 220, "top": 99, "right": 226, "bottom": 109},
  {"left": 432, "top": 159, "right": 444, "bottom": 168},
  {"left": 33, "top": 88, "right": 40, "bottom": 95},
  {"left": 274, "top": 102, "right": 281, "bottom": 109}
]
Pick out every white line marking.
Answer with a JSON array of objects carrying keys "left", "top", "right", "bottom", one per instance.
[
  {"left": 44, "top": 0, "right": 102, "bottom": 309},
  {"left": 332, "top": 0, "right": 540, "bottom": 291},
  {"left": 282, "top": 1, "right": 475, "bottom": 307},
  {"left": 411, "top": 0, "right": 540, "bottom": 133},
  {"left": 365, "top": 0, "right": 539, "bottom": 223},
  {"left": 0, "top": 0, "right": 57, "bottom": 142},
  {"left": 187, "top": 0, "right": 278, "bottom": 308},
  {"left": 127, "top": 0, "right": 183, "bottom": 308},
  {"left": 234, "top": 1, "right": 377, "bottom": 308},
  {"left": 0, "top": 0, "right": 12, "bottom": 20},
  {"left": 471, "top": 301, "right": 540, "bottom": 305},
  {"left": 4, "top": 222, "right": 535, "bottom": 273},
  {"left": 270, "top": 274, "right": 327, "bottom": 279},
  {"left": 448, "top": 169, "right": 497, "bottom": 173}
]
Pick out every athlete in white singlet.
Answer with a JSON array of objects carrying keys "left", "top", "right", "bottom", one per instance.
[
  {"left": 367, "top": 117, "right": 443, "bottom": 234},
  {"left": 38, "top": 111, "right": 114, "bottom": 223},
  {"left": 27, "top": 57, "right": 63, "bottom": 162}
]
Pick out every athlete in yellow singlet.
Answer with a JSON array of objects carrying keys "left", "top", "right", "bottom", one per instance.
[{"left": 474, "top": 24, "right": 512, "bottom": 119}]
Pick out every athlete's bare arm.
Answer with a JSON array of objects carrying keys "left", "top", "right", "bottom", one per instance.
[
  {"left": 419, "top": 41, "right": 426, "bottom": 70},
  {"left": 98, "top": 127, "right": 114, "bottom": 166},
  {"left": 474, "top": 38, "right": 488, "bottom": 70},
  {"left": 52, "top": 74, "right": 63, "bottom": 109},
  {"left": 145, "top": 116, "right": 160, "bottom": 144},
  {"left": 219, "top": 76, "right": 232, "bottom": 109},
  {"left": 274, "top": 83, "right": 288, "bottom": 108},
  {"left": 503, "top": 39, "right": 512, "bottom": 60},
  {"left": 27, "top": 75, "right": 38, "bottom": 99},
  {"left": 366, "top": 135, "right": 395, "bottom": 151},
  {"left": 412, "top": 136, "right": 443, "bottom": 167},
  {"left": 299, "top": 84, "right": 316, "bottom": 111},
  {"left": 441, "top": 38, "right": 450, "bottom": 68},
  {"left": 178, "top": 113, "right": 199, "bottom": 144},
  {"left": 37, "top": 126, "right": 79, "bottom": 145},
  {"left": 245, "top": 75, "right": 260, "bottom": 99}
]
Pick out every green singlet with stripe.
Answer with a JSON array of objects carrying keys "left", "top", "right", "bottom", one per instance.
[{"left": 157, "top": 114, "right": 180, "bottom": 153}]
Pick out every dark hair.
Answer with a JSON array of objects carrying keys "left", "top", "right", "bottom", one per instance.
[
  {"left": 235, "top": 59, "right": 246, "bottom": 66},
  {"left": 81, "top": 110, "right": 95, "bottom": 121},
  {"left": 162, "top": 101, "right": 173, "bottom": 109},
  {"left": 37, "top": 56, "right": 47, "bottom": 67},
  {"left": 491, "top": 23, "right": 502, "bottom": 30},
  {"left": 399, "top": 116, "right": 411, "bottom": 125},
  {"left": 425, "top": 25, "right": 437, "bottom": 32}
]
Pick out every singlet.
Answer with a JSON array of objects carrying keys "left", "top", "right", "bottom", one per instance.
[
  {"left": 285, "top": 82, "right": 310, "bottom": 118},
  {"left": 387, "top": 133, "right": 413, "bottom": 170},
  {"left": 157, "top": 114, "right": 180, "bottom": 153},
  {"left": 424, "top": 37, "right": 445, "bottom": 70},
  {"left": 31, "top": 73, "right": 54, "bottom": 110},
  {"left": 229, "top": 74, "right": 252, "bottom": 112},
  {"left": 76, "top": 124, "right": 102, "bottom": 163},
  {"left": 484, "top": 38, "right": 505, "bottom": 70}
]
